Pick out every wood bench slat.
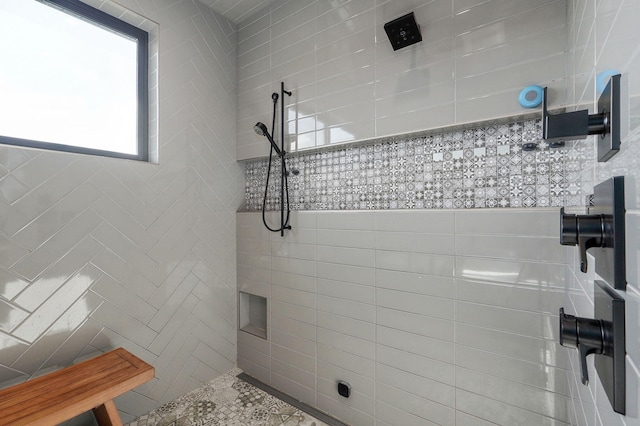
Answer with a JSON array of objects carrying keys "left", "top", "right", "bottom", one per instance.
[
  {"left": 0, "top": 348, "right": 154, "bottom": 426},
  {"left": 0, "top": 357, "right": 132, "bottom": 407}
]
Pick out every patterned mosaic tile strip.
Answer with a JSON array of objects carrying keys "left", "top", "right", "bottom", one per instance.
[
  {"left": 244, "top": 119, "right": 585, "bottom": 211},
  {"left": 125, "top": 368, "right": 329, "bottom": 426}
]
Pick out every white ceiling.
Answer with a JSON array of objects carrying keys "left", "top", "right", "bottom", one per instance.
[{"left": 198, "top": 0, "right": 275, "bottom": 24}]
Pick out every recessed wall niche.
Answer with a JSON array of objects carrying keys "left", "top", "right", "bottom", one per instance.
[{"left": 239, "top": 292, "right": 267, "bottom": 339}]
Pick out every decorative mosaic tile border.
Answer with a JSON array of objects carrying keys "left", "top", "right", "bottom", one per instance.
[{"left": 244, "top": 119, "right": 585, "bottom": 211}]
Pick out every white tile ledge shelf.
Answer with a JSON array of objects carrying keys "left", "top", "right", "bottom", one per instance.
[{"left": 239, "top": 111, "right": 543, "bottom": 163}]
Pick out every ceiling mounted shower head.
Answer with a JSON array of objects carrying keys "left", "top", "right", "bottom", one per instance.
[
  {"left": 384, "top": 12, "right": 422, "bottom": 51},
  {"left": 253, "top": 122, "right": 282, "bottom": 156}
]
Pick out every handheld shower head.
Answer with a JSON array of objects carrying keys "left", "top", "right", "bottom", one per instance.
[
  {"left": 254, "top": 122, "right": 282, "bottom": 156},
  {"left": 253, "top": 122, "right": 267, "bottom": 136}
]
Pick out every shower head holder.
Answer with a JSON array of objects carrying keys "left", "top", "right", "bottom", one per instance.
[{"left": 542, "top": 74, "right": 621, "bottom": 162}]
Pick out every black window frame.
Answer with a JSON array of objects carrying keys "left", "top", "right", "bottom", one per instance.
[{"left": 0, "top": 0, "right": 149, "bottom": 162}]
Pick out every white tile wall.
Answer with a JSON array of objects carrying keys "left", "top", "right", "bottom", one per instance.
[
  {"left": 567, "top": 0, "right": 640, "bottom": 425},
  {"left": 237, "top": 208, "right": 571, "bottom": 425},
  {"left": 236, "top": 0, "right": 570, "bottom": 160},
  {"left": 0, "top": 0, "right": 242, "bottom": 423}
]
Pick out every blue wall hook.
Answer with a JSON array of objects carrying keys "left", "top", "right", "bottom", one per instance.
[{"left": 518, "top": 85, "right": 544, "bottom": 108}]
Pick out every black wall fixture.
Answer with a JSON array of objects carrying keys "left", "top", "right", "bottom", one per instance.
[
  {"left": 559, "top": 281, "right": 625, "bottom": 414},
  {"left": 560, "top": 176, "right": 626, "bottom": 290},
  {"left": 384, "top": 12, "right": 422, "bottom": 51},
  {"left": 254, "top": 82, "right": 293, "bottom": 237},
  {"left": 542, "top": 74, "right": 621, "bottom": 161}
]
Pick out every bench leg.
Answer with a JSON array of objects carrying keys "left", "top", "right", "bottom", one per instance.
[{"left": 93, "top": 399, "right": 123, "bottom": 426}]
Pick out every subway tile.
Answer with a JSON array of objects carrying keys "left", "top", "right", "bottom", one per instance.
[
  {"left": 377, "top": 325, "right": 454, "bottom": 363},
  {"left": 317, "top": 278, "right": 375, "bottom": 304},
  {"left": 375, "top": 231, "right": 455, "bottom": 255},
  {"left": 270, "top": 299, "right": 316, "bottom": 325},
  {"left": 376, "top": 250, "right": 455, "bottom": 276},
  {"left": 376, "top": 382, "right": 455, "bottom": 426},
  {"left": 317, "top": 311, "right": 375, "bottom": 341},
  {"left": 377, "top": 343, "right": 455, "bottom": 385},
  {"left": 271, "top": 328, "right": 314, "bottom": 358},
  {"left": 317, "top": 360, "right": 375, "bottom": 398},
  {"left": 378, "top": 306, "right": 455, "bottom": 342},
  {"left": 456, "top": 300, "right": 557, "bottom": 339},
  {"left": 270, "top": 241, "right": 316, "bottom": 261},
  {"left": 317, "top": 327, "right": 375, "bottom": 360},
  {"left": 455, "top": 256, "right": 566, "bottom": 288},
  {"left": 376, "top": 269, "right": 456, "bottom": 298},
  {"left": 456, "top": 345, "right": 570, "bottom": 395},
  {"left": 316, "top": 374, "right": 376, "bottom": 417},
  {"left": 456, "top": 367, "right": 570, "bottom": 421},
  {"left": 374, "top": 58, "right": 455, "bottom": 99},
  {"left": 456, "top": 55, "right": 567, "bottom": 102},
  {"left": 456, "top": 323, "right": 567, "bottom": 368},
  {"left": 317, "top": 342, "right": 375, "bottom": 378},
  {"left": 375, "top": 81, "right": 455, "bottom": 119},
  {"left": 316, "top": 229, "right": 375, "bottom": 249},
  {"left": 377, "top": 102, "right": 457, "bottom": 136},
  {"left": 272, "top": 357, "right": 315, "bottom": 391},
  {"left": 377, "top": 288, "right": 455, "bottom": 320},
  {"left": 375, "top": 38, "right": 454, "bottom": 81},
  {"left": 315, "top": 9, "right": 375, "bottom": 51},
  {"left": 317, "top": 294, "right": 375, "bottom": 323},
  {"left": 456, "top": 388, "right": 567, "bottom": 426},
  {"left": 271, "top": 256, "right": 315, "bottom": 277},
  {"left": 271, "top": 370, "right": 316, "bottom": 406},
  {"left": 316, "top": 0, "right": 375, "bottom": 30},
  {"left": 271, "top": 313, "right": 316, "bottom": 340},
  {"left": 271, "top": 343, "right": 315, "bottom": 374},
  {"left": 271, "top": 285, "right": 315, "bottom": 308},
  {"left": 316, "top": 262, "right": 374, "bottom": 285},
  {"left": 316, "top": 245, "right": 375, "bottom": 267},
  {"left": 13, "top": 237, "right": 102, "bottom": 312},
  {"left": 376, "top": 363, "right": 455, "bottom": 408},
  {"left": 316, "top": 387, "right": 374, "bottom": 426},
  {"left": 455, "top": 0, "right": 567, "bottom": 41},
  {"left": 455, "top": 209, "right": 559, "bottom": 236},
  {"left": 457, "top": 279, "right": 564, "bottom": 313},
  {"left": 271, "top": 270, "right": 315, "bottom": 292}
]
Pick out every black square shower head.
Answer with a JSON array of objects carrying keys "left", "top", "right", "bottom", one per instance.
[{"left": 384, "top": 12, "right": 422, "bottom": 51}]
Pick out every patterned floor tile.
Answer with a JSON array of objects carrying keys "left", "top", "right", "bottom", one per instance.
[{"left": 126, "top": 369, "right": 329, "bottom": 426}]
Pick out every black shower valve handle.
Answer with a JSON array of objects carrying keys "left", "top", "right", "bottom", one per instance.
[
  {"left": 559, "top": 308, "right": 607, "bottom": 385},
  {"left": 560, "top": 207, "right": 607, "bottom": 273}
]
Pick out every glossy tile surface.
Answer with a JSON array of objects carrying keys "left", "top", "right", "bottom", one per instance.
[
  {"left": 238, "top": 209, "right": 570, "bottom": 425},
  {"left": 0, "top": 0, "right": 241, "bottom": 423},
  {"left": 237, "top": 0, "right": 569, "bottom": 160},
  {"left": 564, "top": 0, "right": 640, "bottom": 423}
]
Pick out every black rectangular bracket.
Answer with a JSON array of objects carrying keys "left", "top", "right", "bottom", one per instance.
[
  {"left": 594, "top": 280, "right": 626, "bottom": 414},
  {"left": 589, "top": 176, "right": 626, "bottom": 290},
  {"left": 597, "top": 74, "right": 621, "bottom": 162},
  {"left": 542, "top": 74, "right": 621, "bottom": 163}
]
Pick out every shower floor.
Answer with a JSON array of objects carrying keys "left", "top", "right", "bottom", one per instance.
[{"left": 125, "top": 368, "right": 337, "bottom": 426}]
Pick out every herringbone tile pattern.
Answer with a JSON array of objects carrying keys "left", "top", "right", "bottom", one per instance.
[{"left": 0, "top": 0, "right": 242, "bottom": 423}]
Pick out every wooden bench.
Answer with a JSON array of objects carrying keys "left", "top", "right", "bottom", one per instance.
[{"left": 0, "top": 348, "right": 154, "bottom": 426}]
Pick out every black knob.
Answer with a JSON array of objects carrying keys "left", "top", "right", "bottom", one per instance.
[
  {"left": 559, "top": 308, "right": 608, "bottom": 385},
  {"left": 560, "top": 207, "right": 607, "bottom": 272}
]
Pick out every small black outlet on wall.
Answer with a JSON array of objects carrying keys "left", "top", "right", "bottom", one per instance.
[{"left": 337, "top": 380, "right": 351, "bottom": 398}]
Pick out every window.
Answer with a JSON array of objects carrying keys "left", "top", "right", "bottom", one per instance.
[{"left": 0, "top": 0, "right": 149, "bottom": 161}]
